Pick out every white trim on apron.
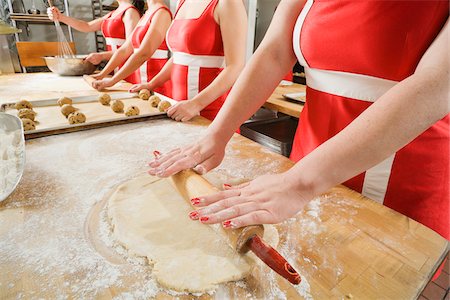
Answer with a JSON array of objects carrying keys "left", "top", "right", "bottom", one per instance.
[
  {"left": 133, "top": 49, "right": 169, "bottom": 83},
  {"left": 172, "top": 51, "right": 225, "bottom": 99},
  {"left": 105, "top": 37, "right": 125, "bottom": 73}
]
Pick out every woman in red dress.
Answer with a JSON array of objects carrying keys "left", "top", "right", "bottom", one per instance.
[
  {"left": 47, "top": 0, "right": 142, "bottom": 83},
  {"left": 129, "top": 0, "right": 247, "bottom": 121},
  {"left": 91, "top": 0, "right": 172, "bottom": 96},
  {"left": 147, "top": 0, "right": 449, "bottom": 245}
]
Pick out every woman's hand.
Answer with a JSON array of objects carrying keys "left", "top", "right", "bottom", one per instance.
[
  {"left": 167, "top": 100, "right": 202, "bottom": 122},
  {"left": 85, "top": 53, "right": 104, "bottom": 65},
  {"left": 90, "top": 72, "right": 105, "bottom": 80},
  {"left": 148, "top": 133, "right": 228, "bottom": 177},
  {"left": 129, "top": 83, "right": 151, "bottom": 93},
  {"left": 47, "top": 7, "right": 61, "bottom": 21},
  {"left": 92, "top": 78, "right": 115, "bottom": 90},
  {"left": 188, "top": 173, "right": 311, "bottom": 228}
]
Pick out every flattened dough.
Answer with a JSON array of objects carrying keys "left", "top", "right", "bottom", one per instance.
[{"left": 107, "top": 175, "right": 278, "bottom": 293}]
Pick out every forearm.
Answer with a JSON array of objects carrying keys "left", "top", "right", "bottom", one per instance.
[
  {"left": 99, "top": 47, "right": 132, "bottom": 76},
  {"left": 59, "top": 15, "right": 94, "bottom": 32},
  {"left": 147, "top": 58, "right": 173, "bottom": 90},
  {"left": 208, "top": 43, "right": 296, "bottom": 141},
  {"left": 100, "top": 51, "right": 113, "bottom": 61},
  {"left": 109, "top": 51, "right": 149, "bottom": 84},
  {"left": 287, "top": 67, "right": 450, "bottom": 199}
]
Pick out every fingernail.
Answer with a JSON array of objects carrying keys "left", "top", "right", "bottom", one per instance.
[
  {"left": 200, "top": 216, "right": 209, "bottom": 223},
  {"left": 189, "top": 211, "right": 199, "bottom": 220},
  {"left": 153, "top": 150, "right": 161, "bottom": 159},
  {"left": 222, "top": 220, "right": 233, "bottom": 228},
  {"left": 190, "top": 197, "right": 201, "bottom": 205},
  {"left": 223, "top": 183, "right": 232, "bottom": 189},
  {"left": 193, "top": 164, "right": 206, "bottom": 175}
]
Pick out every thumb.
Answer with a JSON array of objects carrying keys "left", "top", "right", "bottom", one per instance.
[{"left": 193, "top": 154, "right": 223, "bottom": 175}]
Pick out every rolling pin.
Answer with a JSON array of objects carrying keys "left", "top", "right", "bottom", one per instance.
[{"left": 169, "top": 168, "right": 301, "bottom": 285}]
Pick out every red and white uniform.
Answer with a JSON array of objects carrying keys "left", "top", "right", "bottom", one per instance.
[
  {"left": 101, "top": 5, "right": 139, "bottom": 83},
  {"left": 292, "top": 0, "right": 449, "bottom": 239},
  {"left": 166, "top": 0, "right": 226, "bottom": 121},
  {"left": 131, "top": 6, "right": 172, "bottom": 97}
]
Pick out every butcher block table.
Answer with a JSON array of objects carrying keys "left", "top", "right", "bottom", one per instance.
[
  {"left": 0, "top": 73, "right": 448, "bottom": 299},
  {"left": 263, "top": 83, "right": 306, "bottom": 118}
]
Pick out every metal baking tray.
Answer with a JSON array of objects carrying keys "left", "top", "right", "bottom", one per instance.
[
  {"left": 1, "top": 92, "right": 174, "bottom": 139},
  {"left": 282, "top": 92, "right": 306, "bottom": 104}
]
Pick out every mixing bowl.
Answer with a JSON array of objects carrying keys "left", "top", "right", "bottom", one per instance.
[{"left": 43, "top": 55, "right": 97, "bottom": 76}]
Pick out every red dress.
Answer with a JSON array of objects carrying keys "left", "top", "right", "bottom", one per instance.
[
  {"left": 166, "top": 0, "right": 226, "bottom": 121},
  {"left": 292, "top": 0, "right": 449, "bottom": 239},
  {"left": 131, "top": 6, "right": 172, "bottom": 97},
  {"left": 101, "top": 5, "right": 139, "bottom": 84}
]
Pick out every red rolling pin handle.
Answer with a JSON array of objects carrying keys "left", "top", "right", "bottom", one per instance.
[{"left": 247, "top": 235, "right": 301, "bottom": 285}]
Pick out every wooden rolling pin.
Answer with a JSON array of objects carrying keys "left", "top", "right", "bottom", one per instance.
[{"left": 169, "top": 168, "right": 301, "bottom": 285}]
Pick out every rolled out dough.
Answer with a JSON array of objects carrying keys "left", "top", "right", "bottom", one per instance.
[{"left": 107, "top": 174, "right": 278, "bottom": 293}]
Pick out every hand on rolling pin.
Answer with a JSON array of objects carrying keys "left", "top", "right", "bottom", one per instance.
[
  {"left": 167, "top": 100, "right": 202, "bottom": 122},
  {"left": 85, "top": 53, "right": 105, "bottom": 65},
  {"left": 188, "top": 174, "right": 311, "bottom": 229},
  {"left": 46, "top": 6, "right": 61, "bottom": 21},
  {"left": 92, "top": 78, "right": 115, "bottom": 90},
  {"left": 148, "top": 134, "right": 227, "bottom": 177}
]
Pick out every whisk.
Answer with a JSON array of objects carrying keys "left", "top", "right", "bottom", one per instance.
[{"left": 48, "top": 0, "right": 75, "bottom": 58}]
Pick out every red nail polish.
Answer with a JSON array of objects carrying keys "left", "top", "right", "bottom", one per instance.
[
  {"left": 223, "top": 183, "right": 232, "bottom": 189},
  {"left": 190, "top": 197, "right": 201, "bottom": 205},
  {"left": 189, "top": 211, "right": 199, "bottom": 220},
  {"left": 223, "top": 220, "right": 232, "bottom": 228},
  {"left": 200, "top": 216, "right": 209, "bottom": 223},
  {"left": 153, "top": 150, "right": 161, "bottom": 159}
]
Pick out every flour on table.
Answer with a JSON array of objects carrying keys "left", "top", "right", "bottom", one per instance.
[{"left": 0, "top": 126, "right": 23, "bottom": 200}]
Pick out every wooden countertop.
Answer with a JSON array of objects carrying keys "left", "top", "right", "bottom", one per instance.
[
  {"left": 263, "top": 83, "right": 306, "bottom": 118},
  {"left": 0, "top": 73, "right": 448, "bottom": 299}
]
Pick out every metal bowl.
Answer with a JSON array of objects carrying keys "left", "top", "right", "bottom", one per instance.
[{"left": 43, "top": 55, "right": 97, "bottom": 76}]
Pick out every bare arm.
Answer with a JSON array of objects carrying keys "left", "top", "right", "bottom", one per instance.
[
  {"left": 129, "top": 58, "right": 174, "bottom": 92},
  {"left": 47, "top": 7, "right": 103, "bottom": 32},
  {"left": 122, "top": 7, "right": 140, "bottom": 39},
  {"left": 103, "top": 9, "right": 172, "bottom": 86}
]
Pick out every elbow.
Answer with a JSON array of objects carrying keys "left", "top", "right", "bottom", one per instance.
[{"left": 225, "top": 60, "right": 246, "bottom": 81}]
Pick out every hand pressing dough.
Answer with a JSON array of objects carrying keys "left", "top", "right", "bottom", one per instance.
[
  {"left": 111, "top": 100, "right": 124, "bottom": 113},
  {"left": 138, "top": 89, "right": 152, "bottom": 100},
  {"left": 15, "top": 100, "right": 32, "bottom": 110},
  {"left": 125, "top": 105, "right": 140, "bottom": 116},
  {"left": 61, "top": 104, "right": 76, "bottom": 118},
  {"left": 68, "top": 112, "right": 86, "bottom": 124},
  {"left": 21, "top": 118, "right": 35, "bottom": 131},
  {"left": 158, "top": 100, "right": 171, "bottom": 112},
  {"left": 107, "top": 175, "right": 278, "bottom": 293},
  {"left": 17, "top": 108, "right": 36, "bottom": 121},
  {"left": 149, "top": 95, "right": 161, "bottom": 108},
  {"left": 98, "top": 93, "right": 111, "bottom": 105},
  {"left": 57, "top": 97, "right": 72, "bottom": 107}
]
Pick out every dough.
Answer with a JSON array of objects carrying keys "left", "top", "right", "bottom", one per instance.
[
  {"left": 68, "top": 112, "right": 86, "bottom": 124},
  {"left": 138, "top": 89, "right": 152, "bottom": 100},
  {"left": 98, "top": 93, "right": 111, "bottom": 105},
  {"left": 61, "top": 104, "right": 76, "bottom": 117},
  {"left": 107, "top": 175, "right": 278, "bottom": 293},
  {"left": 21, "top": 118, "right": 35, "bottom": 131},
  {"left": 15, "top": 100, "right": 32, "bottom": 110},
  {"left": 158, "top": 100, "right": 171, "bottom": 112},
  {"left": 125, "top": 105, "right": 140, "bottom": 117},
  {"left": 149, "top": 95, "right": 161, "bottom": 108},
  {"left": 57, "top": 97, "right": 72, "bottom": 107},
  {"left": 111, "top": 100, "right": 124, "bottom": 113},
  {"left": 17, "top": 108, "right": 36, "bottom": 121}
]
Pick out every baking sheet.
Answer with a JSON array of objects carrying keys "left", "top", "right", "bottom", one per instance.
[
  {"left": 282, "top": 92, "right": 306, "bottom": 103},
  {"left": 1, "top": 92, "right": 174, "bottom": 139}
]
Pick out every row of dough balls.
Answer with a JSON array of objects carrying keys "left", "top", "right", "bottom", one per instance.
[
  {"left": 15, "top": 100, "right": 37, "bottom": 131},
  {"left": 98, "top": 91, "right": 171, "bottom": 117},
  {"left": 58, "top": 97, "right": 87, "bottom": 124}
]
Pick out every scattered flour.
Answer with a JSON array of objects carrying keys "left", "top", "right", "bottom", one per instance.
[{"left": 0, "top": 126, "right": 24, "bottom": 201}]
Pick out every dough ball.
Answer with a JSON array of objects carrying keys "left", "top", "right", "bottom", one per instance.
[
  {"left": 158, "top": 100, "right": 171, "bottom": 112},
  {"left": 111, "top": 100, "right": 124, "bottom": 113},
  {"left": 149, "top": 95, "right": 161, "bottom": 108},
  {"left": 125, "top": 105, "right": 140, "bottom": 117},
  {"left": 21, "top": 118, "right": 35, "bottom": 131},
  {"left": 17, "top": 108, "right": 36, "bottom": 121},
  {"left": 138, "top": 89, "right": 152, "bottom": 100},
  {"left": 57, "top": 97, "right": 72, "bottom": 107},
  {"left": 68, "top": 112, "right": 86, "bottom": 124},
  {"left": 61, "top": 104, "right": 76, "bottom": 118},
  {"left": 15, "top": 100, "right": 33, "bottom": 110},
  {"left": 98, "top": 93, "right": 112, "bottom": 105}
]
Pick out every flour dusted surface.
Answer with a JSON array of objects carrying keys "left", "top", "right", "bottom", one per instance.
[{"left": 0, "top": 126, "right": 23, "bottom": 200}]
